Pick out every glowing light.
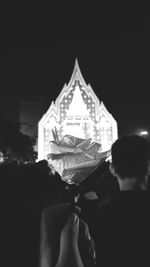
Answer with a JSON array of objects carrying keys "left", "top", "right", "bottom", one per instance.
[
  {"left": 37, "top": 59, "right": 118, "bottom": 160},
  {"left": 0, "top": 151, "right": 4, "bottom": 163},
  {"left": 140, "top": 131, "right": 148, "bottom": 136},
  {"left": 66, "top": 84, "right": 89, "bottom": 117}
]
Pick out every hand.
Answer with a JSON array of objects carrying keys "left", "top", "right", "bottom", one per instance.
[
  {"left": 40, "top": 203, "right": 96, "bottom": 267},
  {"left": 56, "top": 212, "right": 84, "bottom": 267}
]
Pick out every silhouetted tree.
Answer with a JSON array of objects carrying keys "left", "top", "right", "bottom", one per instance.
[{"left": 0, "top": 115, "right": 37, "bottom": 162}]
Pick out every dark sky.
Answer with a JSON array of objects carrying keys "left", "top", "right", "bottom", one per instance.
[{"left": 0, "top": 17, "right": 150, "bottom": 136}]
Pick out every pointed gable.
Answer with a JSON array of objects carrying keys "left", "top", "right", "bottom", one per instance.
[{"left": 38, "top": 59, "right": 118, "bottom": 160}]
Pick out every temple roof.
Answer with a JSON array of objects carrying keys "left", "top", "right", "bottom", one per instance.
[
  {"left": 55, "top": 58, "right": 100, "bottom": 110},
  {"left": 38, "top": 59, "right": 118, "bottom": 160},
  {"left": 68, "top": 58, "right": 86, "bottom": 86}
]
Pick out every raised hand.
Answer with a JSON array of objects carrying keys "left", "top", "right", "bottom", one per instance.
[{"left": 40, "top": 203, "right": 96, "bottom": 267}]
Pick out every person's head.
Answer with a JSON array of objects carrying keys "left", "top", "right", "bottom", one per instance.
[{"left": 109, "top": 135, "right": 150, "bottom": 190}]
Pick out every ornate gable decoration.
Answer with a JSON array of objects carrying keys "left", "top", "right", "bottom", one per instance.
[{"left": 38, "top": 59, "right": 118, "bottom": 160}]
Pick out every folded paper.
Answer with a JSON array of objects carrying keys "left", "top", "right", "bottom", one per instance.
[{"left": 47, "top": 127, "right": 110, "bottom": 184}]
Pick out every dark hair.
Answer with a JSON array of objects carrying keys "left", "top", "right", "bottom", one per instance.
[{"left": 111, "top": 135, "right": 150, "bottom": 179}]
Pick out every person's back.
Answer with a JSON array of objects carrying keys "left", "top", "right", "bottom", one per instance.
[
  {"left": 93, "top": 135, "right": 150, "bottom": 267},
  {"left": 94, "top": 190, "right": 150, "bottom": 266}
]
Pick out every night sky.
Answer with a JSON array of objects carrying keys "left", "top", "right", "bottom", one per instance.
[{"left": 0, "top": 18, "right": 150, "bottom": 138}]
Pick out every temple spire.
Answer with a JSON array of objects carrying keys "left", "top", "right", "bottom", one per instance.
[
  {"left": 75, "top": 58, "right": 79, "bottom": 69},
  {"left": 72, "top": 58, "right": 81, "bottom": 77}
]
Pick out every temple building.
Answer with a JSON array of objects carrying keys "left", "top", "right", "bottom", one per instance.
[{"left": 38, "top": 59, "right": 118, "bottom": 160}]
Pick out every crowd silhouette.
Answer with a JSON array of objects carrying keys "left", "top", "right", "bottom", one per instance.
[{"left": 1, "top": 135, "right": 150, "bottom": 267}]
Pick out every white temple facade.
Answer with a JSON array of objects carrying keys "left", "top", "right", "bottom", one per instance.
[{"left": 38, "top": 59, "right": 118, "bottom": 160}]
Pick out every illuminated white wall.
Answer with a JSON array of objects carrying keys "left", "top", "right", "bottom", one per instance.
[{"left": 38, "top": 59, "right": 118, "bottom": 160}]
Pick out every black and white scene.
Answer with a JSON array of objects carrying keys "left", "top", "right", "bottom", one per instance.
[{"left": 1, "top": 17, "right": 150, "bottom": 267}]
